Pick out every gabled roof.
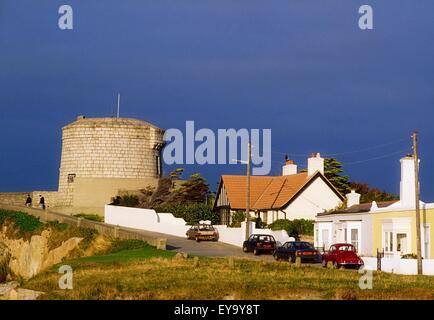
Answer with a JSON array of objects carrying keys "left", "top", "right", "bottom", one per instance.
[
  {"left": 317, "top": 200, "right": 398, "bottom": 216},
  {"left": 215, "top": 172, "right": 344, "bottom": 211}
]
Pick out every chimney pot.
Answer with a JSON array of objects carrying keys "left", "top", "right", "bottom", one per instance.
[
  {"left": 282, "top": 159, "right": 297, "bottom": 176},
  {"left": 307, "top": 152, "right": 324, "bottom": 176},
  {"left": 346, "top": 190, "right": 361, "bottom": 207}
]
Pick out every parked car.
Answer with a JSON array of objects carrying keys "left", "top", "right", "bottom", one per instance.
[
  {"left": 243, "top": 234, "right": 276, "bottom": 255},
  {"left": 273, "top": 241, "right": 321, "bottom": 263},
  {"left": 322, "top": 243, "right": 364, "bottom": 269},
  {"left": 186, "top": 224, "right": 219, "bottom": 242}
]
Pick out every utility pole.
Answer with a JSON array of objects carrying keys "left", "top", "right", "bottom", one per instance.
[
  {"left": 245, "top": 142, "right": 252, "bottom": 241},
  {"left": 412, "top": 131, "right": 423, "bottom": 275}
]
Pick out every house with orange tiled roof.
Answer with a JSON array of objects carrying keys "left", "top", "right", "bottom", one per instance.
[{"left": 214, "top": 153, "right": 345, "bottom": 225}]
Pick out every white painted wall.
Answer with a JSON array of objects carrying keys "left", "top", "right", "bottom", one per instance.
[
  {"left": 280, "top": 177, "right": 342, "bottom": 220},
  {"left": 362, "top": 257, "right": 434, "bottom": 276},
  {"left": 104, "top": 205, "right": 189, "bottom": 237},
  {"left": 315, "top": 213, "right": 372, "bottom": 256},
  {"left": 105, "top": 205, "right": 293, "bottom": 248}
]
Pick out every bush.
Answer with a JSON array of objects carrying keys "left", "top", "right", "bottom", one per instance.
[
  {"left": 401, "top": 253, "right": 422, "bottom": 259},
  {"left": 74, "top": 213, "right": 104, "bottom": 222},
  {"left": 114, "top": 195, "right": 139, "bottom": 208},
  {"left": 155, "top": 203, "right": 219, "bottom": 225},
  {"left": 230, "top": 211, "right": 246, "bottom": 227},
  {"left": 268, "top": 219, "right": 315, "bottom": 238},
  {"left": 250, "top": 217, "right": 266, "bottom": 229},
  {"left": 0, "top": 209, "right": 43, "bottom": 238}
]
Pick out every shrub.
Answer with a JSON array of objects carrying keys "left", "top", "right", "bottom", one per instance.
[
  {"left": 73, "top": 213, "right": 104, "bottom": 222},
  {"left": 155, "top": 203, "right": 219, "bottom": 225},
  {"left": 268, "top": 219, "right": 315, "bottom": 238},
  {"left": 250, "top": 217, "right": 266, "bottom": 229},
  {"left": 0, "top": 209, "right": 43, "bottom": 238},
  {"left": 115, "top": 195, "right": 139, "bottom": 208},
  {"left": 401, "top": 253, "right": 422, "bottom": 259},
  {"left": 230, "top": 211, "right": 246, "bottom": 227}
]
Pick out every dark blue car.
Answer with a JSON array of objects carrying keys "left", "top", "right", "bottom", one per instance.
[{"left": 273, "top": 241, "right": 321, "bottom": 263}]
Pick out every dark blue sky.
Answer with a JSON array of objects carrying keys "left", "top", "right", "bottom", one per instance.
[{"left": 1, "top": 1, "right": 433, "bottom": 199}]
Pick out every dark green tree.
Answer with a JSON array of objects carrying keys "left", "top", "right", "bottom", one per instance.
[
  {"left": 323, "top": 158, "right": 351, "bottom": 196},
  {"left": 172, "top": 173, "right": 210, "bottom": 204},
  {"left": 349, "top": 181, "right": 398, "bottom": 203}
]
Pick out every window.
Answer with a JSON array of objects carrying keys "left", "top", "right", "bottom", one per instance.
[
  {"left": 155, "top": 156, "right": 162, "bottom": 177},
  {"left": 396, "top": 233, "right": 407, "bottom": 253},
  {"left": 351, "top": 229, "right": 359, "bottom": 252},
  {"left": 384, "top": 232, "right": 394, "bottom": 252},
  {"left": 67, "top": 174, "right": 76, "bottom": 183},
  {"left": 322, "top": 229, "right": 330, "bottom": 250},
  {"left": 424, "top": 225, "right": 430, "bottom": 258},
  {"left": 344, "top": 228, "right": 348, "bottom": 243}
]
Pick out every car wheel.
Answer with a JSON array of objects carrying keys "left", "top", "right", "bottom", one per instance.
[
  {"left": 195, "top": 236, "right": 200, "bottom": 242},
  {"left": 253, "top": 248, "right": 260, "bottom": 256},
  {"left": 322, "top": 259, "right": 327, "bottom": 268},
  {"left": 333, "top": 261, "right": 340, "bottom": 269},
  {"left": 273, "top": 252, "right": 279, "bottom": 261},
  {"left": 243, "top": 245, "right": 248, "bottom": 253}
]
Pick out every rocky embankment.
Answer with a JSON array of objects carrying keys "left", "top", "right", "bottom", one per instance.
[
  {"left": 0, "top": 228, "right": 82, "bottom": 279},
  {"left": 0, "top": 227, "right": 83, "bottom": 300}
]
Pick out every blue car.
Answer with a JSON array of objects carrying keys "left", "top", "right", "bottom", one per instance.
[{"left": 273, "top": 241, "right": 321, "bottom": 263}]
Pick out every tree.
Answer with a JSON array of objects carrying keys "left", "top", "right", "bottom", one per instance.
[
  {"left": 323, "top": 158, "right": 351, "bottom": 196},
  {"left": 172, "top": 173, "right": 210, "bottom": 204},
  {"left": 349, "top": 181, "right": 398, "bottom": 203}
]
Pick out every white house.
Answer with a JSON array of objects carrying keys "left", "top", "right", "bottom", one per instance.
[
  {"left": 315, "top": 155, "right": 434, "bottom": 261},
  {"left": 214, "top": 153, "right": 344, "bottom": 225}
]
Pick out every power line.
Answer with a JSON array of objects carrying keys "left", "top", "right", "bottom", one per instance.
[
  {"left": 340, "top": 149, "right": 409, "bottom": 166},
  {"left": 272, "top": 137, "right": 408, "bottom": 159},
  {"left": 323, "top": 137, "right": 408, "bottom": 157}
]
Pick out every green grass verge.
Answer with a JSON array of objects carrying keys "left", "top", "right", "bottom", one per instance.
[
  {"left": 73, "top": 213, "right": 104, "bottom": 222},
  {"left": 25, "top": 256, "right": 434, "bottom": 300},
  {"left": 69, "top": 246, "right": 175, "bottom": 265}
]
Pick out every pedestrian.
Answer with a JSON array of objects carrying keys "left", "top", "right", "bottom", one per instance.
[
  {"left": 39, "top": 195, "right": 46, "bottom": 210},
  {"left": 25, "top": 194, "right": 32, "bottom": 207}
]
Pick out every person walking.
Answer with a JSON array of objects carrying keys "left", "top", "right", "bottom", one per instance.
[
  {"left": 39, "top": 195, "right": 46, "bottom": 210},
  {"left": 25, "top": 194, "right": 32, "bottom": 207}
]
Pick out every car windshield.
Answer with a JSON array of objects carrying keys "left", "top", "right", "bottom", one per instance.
[
  {"left": 338, "top": 245, "right": 355, "bottom": 252},
  {"left": 294, "top": 242, "right": 314, "bottom": 250},
  {"left": 198, "top": 225, "right": 214, "bottom": 231}
]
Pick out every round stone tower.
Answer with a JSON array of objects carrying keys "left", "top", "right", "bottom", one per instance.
[{"left": 57, "top": 116, "right": 164, "bottom": 210}]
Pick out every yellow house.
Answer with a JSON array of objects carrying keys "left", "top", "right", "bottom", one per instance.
[{"left": 371, "top": 206, "right": 433, "bottom": 259}]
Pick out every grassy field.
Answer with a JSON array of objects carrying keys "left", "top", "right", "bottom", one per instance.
[{"left": 25, "top": 247, "right": 434, "bottom": 300}]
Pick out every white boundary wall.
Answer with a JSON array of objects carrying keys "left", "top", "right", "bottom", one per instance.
[
  {"left": 362, "top": 257, "right": 434, "bottom": 275},
  {"left": 105, "top": 205, "right": 292, "bottom": 247}
]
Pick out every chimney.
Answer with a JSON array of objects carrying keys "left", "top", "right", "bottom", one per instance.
[
  {"left": 282, "top": 159, "right": 297, "bottom": 176},
  {"left": 346, "top": 190, "right": 361, "bottom": 207},
  {"left": 400, "top": 154, "right": 419, "bottom": 206},
  {"left": 308, "top": 152, "right": 324, "bottom": 176}
]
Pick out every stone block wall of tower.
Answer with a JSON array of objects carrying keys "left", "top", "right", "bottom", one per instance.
[{"left": 56, "top": 117, "right": 165, "bottom": 207}]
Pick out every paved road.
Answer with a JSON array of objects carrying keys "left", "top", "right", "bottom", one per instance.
[{"left": 122, "top": 226, "right": 274, "bottom": 260}]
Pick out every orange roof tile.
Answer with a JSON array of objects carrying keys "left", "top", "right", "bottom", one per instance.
[{"left": 219, "top": 172, "right": 330, "bottom": 210}]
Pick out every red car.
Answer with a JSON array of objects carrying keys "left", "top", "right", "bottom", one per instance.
[{"left": 322, "top": 243, "right": 364, "bottom": 269}]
